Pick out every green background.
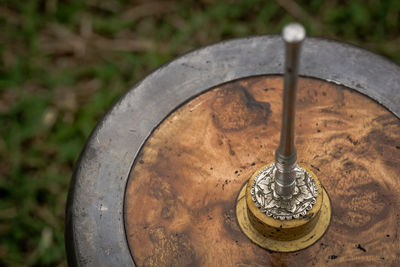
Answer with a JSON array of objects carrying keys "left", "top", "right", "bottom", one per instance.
[{"left": 0, "top": 0, "right": 399, "bottom": 266}]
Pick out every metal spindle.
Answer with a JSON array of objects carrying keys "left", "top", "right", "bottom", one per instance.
[{"left": 274, "top": 23, "right": 305, "bottom": 198}]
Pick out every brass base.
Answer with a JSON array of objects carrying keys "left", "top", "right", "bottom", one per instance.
[{"left": 236, "top": 165, "right": 331, "bottom": 252}]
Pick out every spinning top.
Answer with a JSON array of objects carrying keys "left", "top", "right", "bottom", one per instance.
[
  {"left": 236, "top": 23, "right": 331, "bottom": 252},
  {"left": 66, "top": 23, "right": 400, "bottom": 266}
]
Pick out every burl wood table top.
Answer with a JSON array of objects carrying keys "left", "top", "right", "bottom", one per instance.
[{"left": 124, "top": 76, "right": 400, "bottom": 266}]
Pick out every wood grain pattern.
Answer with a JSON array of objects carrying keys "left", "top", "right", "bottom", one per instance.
[{"left": 124, "top": 76, "right": 400, "bottom": 266}]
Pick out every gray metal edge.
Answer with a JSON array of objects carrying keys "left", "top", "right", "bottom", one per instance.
[{"left": 65, "top": 35, "right": 400, "bottom": 266}]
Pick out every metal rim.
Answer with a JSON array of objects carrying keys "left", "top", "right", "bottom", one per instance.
[{"left": 66, "top": 35, "right": 400, "bottom": 266}]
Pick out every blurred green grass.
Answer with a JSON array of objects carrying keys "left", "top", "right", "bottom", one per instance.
[{"left": 0, "top": 0, "right": 399, "bottom": 266}]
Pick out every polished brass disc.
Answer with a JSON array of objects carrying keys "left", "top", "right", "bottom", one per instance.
[{"left": 236, "top": 164, "right": 331, "bottom": 252}]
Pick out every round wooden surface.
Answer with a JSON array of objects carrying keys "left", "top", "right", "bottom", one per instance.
[{"left": 124, "top": 76, "right": 400, "bottom": 266}]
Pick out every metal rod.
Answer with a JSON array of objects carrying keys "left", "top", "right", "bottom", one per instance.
[{"left": 274, "top": 23, "right": 305, "bottom": 198}]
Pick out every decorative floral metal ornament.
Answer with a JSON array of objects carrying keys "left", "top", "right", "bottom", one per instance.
[{"left": 251, "top": 163, "right": 318, "bottom": 220}]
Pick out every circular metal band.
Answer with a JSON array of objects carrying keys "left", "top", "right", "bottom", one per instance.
[{"left": 66, "top": 36, "right": 400, "bottom": 266}]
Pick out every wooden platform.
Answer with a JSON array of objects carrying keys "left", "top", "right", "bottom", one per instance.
[{"left": 124, "top": 76, "right": 400, "bottom": 266}]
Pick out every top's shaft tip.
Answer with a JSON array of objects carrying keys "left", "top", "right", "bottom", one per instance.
[{"left": 282, "top": 23, "right": 306, "bottom": 43}]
